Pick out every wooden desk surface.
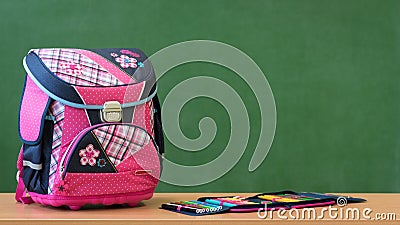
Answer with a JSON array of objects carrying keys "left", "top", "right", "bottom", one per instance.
[{"left": 0, "top": 193, "right": 398, "bottom": 224}]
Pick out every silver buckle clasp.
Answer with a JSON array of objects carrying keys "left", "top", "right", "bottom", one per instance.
[{"left": 101, "top": 101, "right": 122, "bottom": 122}]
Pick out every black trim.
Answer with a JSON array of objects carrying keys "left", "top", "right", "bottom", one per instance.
[
  {"left": 22, "top": 119, "right": 54, "bottom": 194},
  {"left": 88, "top": 48, "right": 154, "bottom": 83},
  {"left": 66, "top": 132, "right": 117, "bottom": 173},
  {"left": 63, "top": 123, "right": 161, "bottom": 179},
  {"left": 122, "top": 106, "right": 135, "bottom": 123},
  {"left": 86, "top": 109, "right": 102, "bottom": 125},
  {"left": 25, "top": 52, "right": 85, "bottom": 104},
  {"left": 142, "top": 75, "right": 157, "bottom": 101},
  {"left": 25, "top": 51, "right": 157, "bottom": 106},
  {"left": 153, "top": 95, "right": 164, "bottom": 154}
]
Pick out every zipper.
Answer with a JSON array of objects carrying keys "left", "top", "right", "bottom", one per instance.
[
  {"left": 59, "top": 123, "right": 159, "bottom": 180},
  {"left": 59, "top": 123, "right": 110, "bottom": 180}
]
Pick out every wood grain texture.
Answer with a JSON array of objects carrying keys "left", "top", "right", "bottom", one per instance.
[{"left": 0, "top": 193, "right": 399, "bottom": 224}]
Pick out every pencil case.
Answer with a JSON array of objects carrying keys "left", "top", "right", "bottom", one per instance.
[{"left": 161, "top": 190, "right": 366, "bottom": 216}]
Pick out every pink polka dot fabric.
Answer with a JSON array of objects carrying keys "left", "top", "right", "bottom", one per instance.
[
  {"left": 61, "top": 106, "right": 90, "bottom": 145},
  {"left": 17, "top": 48, "right": 162, "bottom": 209},
  {"left": 74, "top": 82, "right": 144, "bottom": 105},
  {"left": 64, "top": 142, "right": 160, "bottom": 196},
  {"left": 133, "top": 104, "right": 147, "bottom": 128},
  {"left": 62, "top": 170, "right": 158, "bottom": 196},
  {"left": 144, "top": 101, "right": 154, "bottom": 136},
  {"left": 115, "top": 142, "right": 161, "bottom": 178},
  {"left": 19, "top": 76, "right": 50, "bottom": 143}
]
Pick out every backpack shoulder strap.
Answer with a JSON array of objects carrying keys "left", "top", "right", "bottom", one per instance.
[{"left": 15, "top": 146, "right": 33, "bottom": 204}]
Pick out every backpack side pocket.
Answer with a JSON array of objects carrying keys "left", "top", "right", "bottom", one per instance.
[{"left": 22, "top": 117, "right": 53, "bottom": 194}]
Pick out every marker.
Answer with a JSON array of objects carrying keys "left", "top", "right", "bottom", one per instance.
[
  {"left": 217, "top": 197, "right": 258, "bottom": 205},
  {"left": 258, "top": 195, "right": 301, "bottom": 202},
  {"left": 186, "top": 200, "right": 225, "bottom": 212},
  {"left": 248, "top": 198, "right": 273, "bottom": 204},
  {"left": 277, "top": 194, "right": 316, "bottom": 201},
  {"left": 187, "top": 200, "right": 223, "bottom": 208},
  {"left": 174, "top": 201, "right": 209, "bottom": 209},
  {"left": 161, "top": 203, "right": 200, "bottom": 214},
  {"left": 182, "top": 201, "right": 214, "bottom": 208},
  {"left": 205, "top": 199, "right": 238, "bottom": 207},
  {"left": 226, "top": 196, "right": 246, "bottom": 199},
  {"left": 298, "top": 197, "right": 315, "bottom": 201}
]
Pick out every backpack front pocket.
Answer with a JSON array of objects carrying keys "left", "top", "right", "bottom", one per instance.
[{"left": 55, "top": 123, "right": 161, "bottom": 196}]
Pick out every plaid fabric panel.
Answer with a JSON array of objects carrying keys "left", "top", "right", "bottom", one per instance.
[
  {"left": 47, "top": 101, "right": 65, "bottom": 194},
  {"left": 93, "top": 125, "right": 150, "bottom": 166},
  {"left": 34, "top": 49, "right": 124, "bottom": 86}
]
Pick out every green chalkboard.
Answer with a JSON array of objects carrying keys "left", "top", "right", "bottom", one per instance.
[{"left": 0, "top": 0, "right": 399, "bottom": 193}]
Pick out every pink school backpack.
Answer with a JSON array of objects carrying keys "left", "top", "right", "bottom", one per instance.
[{"left": 15, "top": 48, "right": 164, "bottom": 210}]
